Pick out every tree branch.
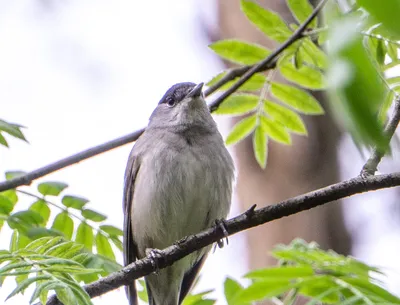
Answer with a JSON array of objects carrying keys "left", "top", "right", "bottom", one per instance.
[
  {"left": 0, "top": 0, "right": 326, "bottom": 193},
  {"left": 44, "top": 172, "right": 400, "bottom": 305},
  {"left": 361, "top": 96, "right": 400, "bottom": 176},
  {"left": 0, "top": 129, "right": 145, "bottom": 192}
]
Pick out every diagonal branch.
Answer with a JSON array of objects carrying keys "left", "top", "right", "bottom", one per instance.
[
  {"left": 361, "top": 97, "right": 400, "bottom": 176},
  {"left": 44, "top": 172, "right": 400, "bottom": 305},
  {"left": 0, "top": 0, "right": 326, "bottom": 193}
]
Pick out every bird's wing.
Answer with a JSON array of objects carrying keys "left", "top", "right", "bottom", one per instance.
[
  {"left": 123, "top": 152, "right": 141, "bottom": 305},
  {"left": 178, "top": 254, "right": 208, "bottom": 304}
]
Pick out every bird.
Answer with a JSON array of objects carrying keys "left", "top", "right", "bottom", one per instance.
[{"left": 122, "top": 82, "right": 235, "bottom": 305}]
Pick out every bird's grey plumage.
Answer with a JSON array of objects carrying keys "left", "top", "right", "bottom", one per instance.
[{"left": 123, "top": 82, "right": 235, "bottom": 305}]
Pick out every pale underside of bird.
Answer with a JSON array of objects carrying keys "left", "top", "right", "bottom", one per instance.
[{"left": 123, "top": 82, "right": 235, "bottom": 305}]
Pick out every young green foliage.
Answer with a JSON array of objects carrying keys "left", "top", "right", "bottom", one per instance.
[
  {"left": 209, "top": 40, "right": 270, "bottom": 65},
  {"left": 223, "top": 239, "right": 400, "bottom": 305},
  {"left": 1, "top": 172, "right": 124, "bottom": 283},
  {"left": 0, "top": 236, "right": 102, "bottom": 305},
  {"left": 207, "top": 0, "right": 325, "bottom": 168},
  {"left": 327, "top": 15, "right": 387, "bottom": 150},
  {"left": 0, "top": 119, "right": 27, "bottom": 148}
]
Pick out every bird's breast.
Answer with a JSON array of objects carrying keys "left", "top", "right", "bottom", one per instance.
[{"left": 132, "top": 136, "right": 233, "bottom": 255}]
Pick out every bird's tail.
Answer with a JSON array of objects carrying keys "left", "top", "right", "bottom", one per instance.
[
  {"left": 125, "top": 282, "right": 138, "bottom": 305},
  {"left": 146, "top": 281, "right": 156, "bottom": 305}
]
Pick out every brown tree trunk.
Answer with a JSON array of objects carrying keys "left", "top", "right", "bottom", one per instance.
[{"left": 215, "top": 0, "right": 352, "bottom": 270}]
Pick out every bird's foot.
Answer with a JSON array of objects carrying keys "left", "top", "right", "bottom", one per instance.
[
  {"left": 214, "top": 218, "right": 229, "bottom": 251},
  {"left": 145, "top": 248, "right": 163, "bottom": 274}
]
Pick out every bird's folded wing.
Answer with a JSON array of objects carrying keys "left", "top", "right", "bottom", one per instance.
[{"left": 123, "top": 153, "right": 141, "bottom": 305}]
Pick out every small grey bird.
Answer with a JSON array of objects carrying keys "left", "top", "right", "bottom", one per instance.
[{"left": 123, "top": 82, "right": 234, "bottom": 305}]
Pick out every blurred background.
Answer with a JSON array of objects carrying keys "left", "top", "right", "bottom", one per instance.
[{"left": 0, "top": 0, "right": 399, "bottom": 304}]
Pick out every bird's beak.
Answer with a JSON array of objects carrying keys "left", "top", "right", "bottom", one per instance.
[{"left": 186, "top": 83, "right": 204, "bottom": 98}]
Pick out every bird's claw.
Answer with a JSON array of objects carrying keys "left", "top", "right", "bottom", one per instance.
[
  {"left": 145, "top": 248, "right": 163, "bottom": 274},
  {"left": 214, "top": 219, "right": 229, "bottom": 251}
]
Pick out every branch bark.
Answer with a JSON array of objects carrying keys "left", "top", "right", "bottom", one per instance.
[
  {"left": 44, "top": 172, "right": 400, "bottom": 305},
  {"left": 0, "top": 0, "right": 326, "bottom": 193}
]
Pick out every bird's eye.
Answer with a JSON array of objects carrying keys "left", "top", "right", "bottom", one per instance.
[{"left": 166, "top": 97, "right": 175, "bottom": 107}]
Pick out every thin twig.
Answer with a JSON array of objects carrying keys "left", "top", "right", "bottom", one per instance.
[
  {"left": 0, "top": 0, "right": 327, "bottom": 194},
  {"left": 44, "top": 172, "right": 400, "bottom": 305},
  {"left": 361, "top": 97, "right": 400, "bottom": 176}
]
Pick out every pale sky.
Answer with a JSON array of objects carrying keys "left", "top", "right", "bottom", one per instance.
[{"left": 0, "top": 1, "right": 399, "bottom": 304}]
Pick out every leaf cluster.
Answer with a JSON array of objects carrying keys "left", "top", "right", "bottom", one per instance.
[
  {"left": 1, "top": 236, "right": 102, "bottom": 305},
  {"left": 222, "top": 239, "right": 399, "bottom": 305}
]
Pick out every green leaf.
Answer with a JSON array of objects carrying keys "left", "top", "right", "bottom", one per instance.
[
  {"left": 6, "top": 275, "right": 51, "bottom": 300},
  {"left": 246, "top": 265, "right": 314, "bottom": 280},
  {"left": 110, "top": 236, "right": 123, "bottom": 251},
  {"left": 0, "top": 195, "right": 14, "bottom": 215},
  {"left": 287, "top": 0, "right": 317, "bottom": 28},
  {"left": 207, "top": 71, "right": 266, "bottom": 92},
  {"left": 18, "top": 234, "right": 31, "bottom": 249},
  {"left": 5, "top": 171, "right": 26, "bottom": 180},
  {"left": 10, "top": 230, "right": 18, "bottom": 252},
  {"left": 301, "top": 38, "right": 328, "bottom": 69},
  {"left": 0, "top": 261, "right": 32, "bottom": 274},
  {"left": 215, "top": 94, "right": 259, "bottom": 116},
  {"left": 0, "top": 132, "right": 8, "bottom": 147},
  {"left": 1, "top": 190, "right": 18, "bottom": 205},
  {"left": 226, "top": 115, "right": 257, "bottom": 145},
  {"left": 271, "top": 82, "right": 324, "bottom": 114},
  {"left": 209, "top": 39, "right": 270, "bottom": 65},
  {"left": 31, "top": 281, "right": 64, "bottom": 304},
  {"left": 8, "top": 210, "right": 43, "bottom": 232},
  {"left": 224, "top": 277, "right": 244, "bottom": 305},
  {"left": 236, "top": 279, "right": 294, "bottom": 303},
  {"left": 279, "top": 59, "right": 325, "bottom": 90},
  {"left": 24, "top": 236, "right": 53, "bottom": 251},
  {"left": 95, "top": 232, "right": 115, "bottom": 260},
  {"left": 62, "top": 195, "right": 89, "bottom": 210},
  {"left": 76, "top": 222, "right": 94, "bottom": 251},
  {"left": 357, "top": 0, "right": 400, "bottom": 39},
  {"left": 27, "top": 227, "right": 63, "bottom": 239},
  {"left": 183, "top": 289, "right": 216, "bottom": 305},
  {"left": 344, "top": 277, "right": 400, "bottom": 303},
  {"left": 46, "top": 241, "right": 83, "bottom": 258},
  {"left": 327, "top": 16, "right": 387, "bottom": 149},
  {"left": 252, "top": 126, "right": 268, "bottom": 168},
  {"left": 376, "top": 39, "right": 386, "bottom": 65},
  {"left": 99, "top": 225, "right": 123, "bottom": 236},
  {"left": 260, "top": 116, "right": 292, "bottom": 144},
  {"left": 55, "top": 287, "right": 75, "bottom": 305},
  {"left": 297, "top": 276, "right": 340, "bottom": 303},
  {"left": 51, "top": 212, "right": 74, "bottom": 240},
  {"left": 98, "top": 256, "right": 121, "bottom": 273},
  {"left": 304, "top": 287, "right": 344, "bottom": 305},
  {"left": 0, "top": 119, "right": 27, "bottom": 142},
  {"left": 81, "top": 209, "right": 107, "bottom": 222},
  {"left": 264, "top": 101, "right": 307, "bottom": 134},
  {"left": 241, "top": 0, "right": 292, "bottom": 43},
  {"left": 55, "top": 275, "right": 93, "bottom": 305},
  {"left": 30, "top": 236, "right": 64, "bottom": 253},
  {"left": 29, "top": 199, "right": 50, "bottom": 225},
  {"left": 37, "top": 181, "right": 68, "bottom": 196},
  {"left": 292, "top": 49, "right": 303, "bottom": 69}
]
